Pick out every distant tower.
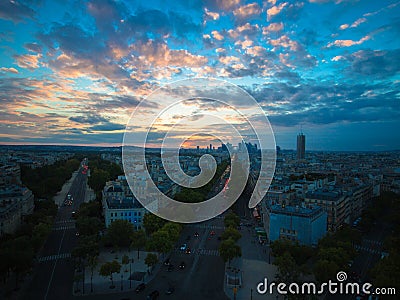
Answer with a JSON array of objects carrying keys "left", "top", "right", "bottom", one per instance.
[
  {"left": 209, "top": 144, "right": 212, "bottom": 152},
  {"left": 297, "top": 133, "right": 306, "bottom": 160}
]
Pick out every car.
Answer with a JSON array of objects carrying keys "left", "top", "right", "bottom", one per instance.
[
  {"left": 147, "top": 290, "right": 159, "bottom": 300},
  {"left": 165, "top": 286, "right": 175, "bottom": 295},
  {"left": 164, "top": 258, "right": 170, "bottom": 266},
  {"left": 135, "top": 283, "right": 146, "bottom": 293},
  {"left": 167, "top": 264, "right": 174, "bottom": 272},
  {"left": 210, "top": 230, "right": 215, "bottom": 236},
  {"left": 185, "top": 247, "right": 191, "bottom": 254},
  {"left": 179, "top": 261, "right": 185, "bottom": 269},
  {"left": 75, "top": 232, "right": 80, "bottom": 236},
  {"left": 180, "top": 244, "right": 187, "bottom": 251},
  {"left": 194, "top": 232, "right": 199, "bottom": 237}
]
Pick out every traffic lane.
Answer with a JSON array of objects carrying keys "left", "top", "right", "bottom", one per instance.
[
  {"left": 180, "top": 255, "right": 228, "bottom": 300},
  {"left": 59, "top": 228, "right": 79, "bottom": 254},
  {"left": 22, "top": 261, "right": 55, "bottom": 300},
  {"left": 39, "top": 229, "right": 65, "bottom": 257},
  {"left": 46, "top": 258, "right": 75, "bottom": 300}
]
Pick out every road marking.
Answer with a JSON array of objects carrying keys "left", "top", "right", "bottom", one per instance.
[
  {"left": 44, "top": 228, "right": 66, "bottom": 300},
  {"left": 52, "top": 225, "right": 75, "bottom": 231},
  {"left": 38, "top": 253, "right": 71, "bottom": 262}
]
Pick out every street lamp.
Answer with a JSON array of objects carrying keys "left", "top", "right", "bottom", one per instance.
[
  {"left": 129, "top": 258, "right": 134, "bottom": 289},
  {"left": 233, "top": 269, "right": 239, "bottom": 300},
  {"left": 121, "top": 272, "right": 123, "bottom": 290}
]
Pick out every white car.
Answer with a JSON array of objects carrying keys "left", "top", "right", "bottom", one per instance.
[{"left": 180, "top": 244, "right": 187, "bottom": 251}]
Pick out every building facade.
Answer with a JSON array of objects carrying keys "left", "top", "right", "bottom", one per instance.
[
  {"left": 264, "top": 203, "right": 327, "bottom": 246},
  {"left": 296, "top": 133, "right": 306, "bottom": 160},
  {"left": 102, "top": 176, "right": 147, "bottom": 229}
]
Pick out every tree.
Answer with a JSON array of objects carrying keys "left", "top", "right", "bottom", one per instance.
[
  {"left": 224, "top": 211, "right": 240, "bottom": 228},
  {"left": 88, "top": 255, "right": 98, "bottom": 293},
  {"left": 313, "top": 259, "right": 339, "bottom": 283},
  {"left": 130, "top": 230, "right": 146, "bottom": 259},
  {"left": 144, "top": 253, "right": 158, "bottom": 273},
  {"left": 99, "top": 260, "right": 121, "bottom": 288},
  {"left": 275, "top": 252, "right": 300, "bottom": 283},
  {"left": 76, "top": 216, "right": 104, "bottom": 237},
  {"left": 31, "top": 222, "right": 51, "bottom": 250},
  {"left": 219, "top": 238, "right": 241, "bottom": 265},
  {"left": 160, "top": 222, "right": 182, "bottom": 242},
  {"left": 143, "top": 213, "right": 166, "bottom": 235},
  {"left": 122, "top": 255, "right": 129, "bottom": 272},
  {"left": 1, "top": 236, "right": 34, "bottom": 289},
  {"left": 221, "top": 227, "right": 242, "bottom": 242},
  {"left": 146, "top": 230, "right": 173, "bottom": 255},
  {"left": 78, "top": 201, "right": 102, "bottom": 218},
  {"left": 104, "top": 219, "right": 134, "bottom": 248},
  {"left": 317, "top": 247, "right": 350, "bottom": 269}
]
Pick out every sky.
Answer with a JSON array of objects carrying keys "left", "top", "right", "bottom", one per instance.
[{"left": 0, "top": 0, "right": 399, "bottom": 151}]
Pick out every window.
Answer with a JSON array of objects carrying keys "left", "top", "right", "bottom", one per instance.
[
  {"left": 121, "top": 212, "right": 123, "bottom": 216},
  {"left": 125, "top": 212, "right": 127, "bottom": 216},
  {"left": 110, "top": 212, "right": 113, "bottom": 217},
  {"left": 138, "top": 212, "right": 141, "bottom": 216},
  {"left": 134, "top": 212, "right": 137, "bottom": 216},
  {"left": 129, "top": 212, "right": 131, "bottom": 216}
]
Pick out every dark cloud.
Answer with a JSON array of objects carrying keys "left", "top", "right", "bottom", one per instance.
[
  {"left": 248, "top": 80, "right": 400, "bottom": 127},
  {"left": 69, "top": 114, "right": 108, "bottom": 125},
  {"left": 38, "top": 23, "right": 105, "bottom": 58},
  {"left": 347, "top": 48, "right": 400, "bottom": 78},
  {"left": 89, "top": 123, "right": 125, "bottom": 131},
  {"left": 24, "top": 42, "right": 42, "bottom": 53},
  {"left": 0, "top": 0, "right": 36, "bottom": 23}
]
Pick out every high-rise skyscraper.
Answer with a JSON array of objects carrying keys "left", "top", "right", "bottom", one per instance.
[{"left": 297, "top": 133, "right": 306, "bottom": 159}]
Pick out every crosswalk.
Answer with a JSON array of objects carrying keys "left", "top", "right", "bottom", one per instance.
[
  {"left": 54, "top": 219, "right": 75, "bottom": 225},
  {"left": 354, "top": 245, "right": 382, "bottom": 255},
  {"left": 53, "top": 225, "right": 75, "bottom": 231},
  {"left": 38, "top": 253, "right": 71, "bottom": 262},
  {"left": 187, "top": 224, "right": 224, "bottom": 230},
  {"left": 173, "top": 247, "right": 220, "bottom": 257},
  {"left": 363, "top": 239, "right": 383, "bottom": 247},
  {"left": 197, "top": 249, "right": 219, "bottom": 256}
]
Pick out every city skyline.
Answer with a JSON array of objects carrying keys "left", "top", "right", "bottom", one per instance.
[{"left": 0, "top": 0, "right": 399, "bottom": 151}]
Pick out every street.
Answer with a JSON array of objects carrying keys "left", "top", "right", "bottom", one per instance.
[{"left": 22, "top": 160, "right": 88, "bottom": 300}]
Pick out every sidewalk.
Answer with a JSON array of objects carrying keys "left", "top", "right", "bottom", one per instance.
[
  {"left": 53, "top": 170, "right": 79, "bottom": 207},
  {"left": 223, "top": 217, "right": 282, "bottom": 300},
  {"left": 73, "top": 249, "right": 163, "bottom": 296}
]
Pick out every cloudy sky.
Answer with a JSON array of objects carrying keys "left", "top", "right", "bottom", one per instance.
[{"left": 0, "top": 0, "right": 399, "bottom": 151}]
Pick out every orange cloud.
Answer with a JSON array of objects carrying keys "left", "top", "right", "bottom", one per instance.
[
  {"left": 233, "top": 3, "right": 261, "bottom": 19},
  {"left": 0, "top": 67, "right": 18, "bottom": 74},
  {"left": 327, "top": 35, "right": 371, "bottom": 47},
  {"left": 269, "top": 35, "right": 300, "bottom": 51},
  {"left": 14, "top": 53, "right": 41, "bottom": 69},
  {"left": 212, "top": 30, "right": 224, "bottom": 40},
  {"left": 263, "top": 22, "right": 284, "bottom": 33},
  {"left": 267, "top": 2, "right": 287, "bottom": 21}
]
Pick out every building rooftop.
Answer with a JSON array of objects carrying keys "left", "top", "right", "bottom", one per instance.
[{"left": 269, "top": 203, "right": 324, "bottom": 218}]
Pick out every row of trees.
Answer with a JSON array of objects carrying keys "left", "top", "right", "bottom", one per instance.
[
  {"left": 174, "top": 160, "right": 229, "bottom": 203},
  {"left": 1, "top": 156, "right": 77, "bottom": 295},
  {"left": 73, "top": 212, "right": 182, "bottom": 287},
  {"left": 21, "top": 158, "right": 80, "bottom": 199},
  {"left": 86, "top": 156, "right": 123, "bottom": 200},
  {"left": 219, "top": 211, "right": 242, "bottom": 264},
  {"left": 370, "top": 192, "right": 400, "bottom": 292}
]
